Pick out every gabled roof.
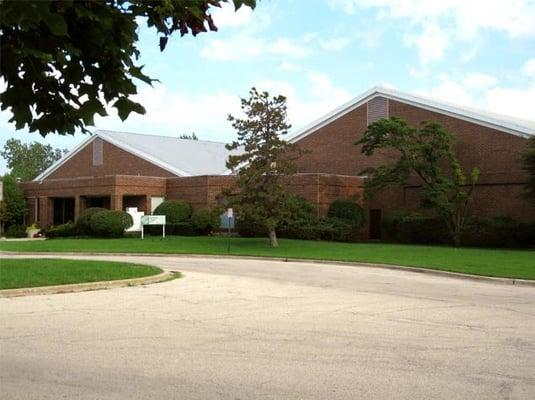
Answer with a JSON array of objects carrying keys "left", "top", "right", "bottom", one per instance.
[
  {"left": 35, "top": 130, "right": 242, "bottom": 181},
  {"left": 289, "top": 86, "right": 535, "bottom": 143}
]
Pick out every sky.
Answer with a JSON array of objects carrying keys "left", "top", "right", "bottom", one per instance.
[{"left": 1, "top": 0, "right": 535, "bottom": 174}]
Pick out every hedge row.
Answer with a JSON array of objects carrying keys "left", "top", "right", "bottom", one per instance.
[
  {"left": 236, "top": 196, "right": 366, "bottom": 242},
  {"left": 47, "top": 208, "right": 133, "bottom": 238},
  {"left": 146, "top": 201, "right": 220, "bottom": 236},
  {"left": 382, "top": 211, "right": 535, "bottom": 248}
]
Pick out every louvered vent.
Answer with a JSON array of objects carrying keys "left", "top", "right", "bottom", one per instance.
[
  {"left": 367, "top": 96, "right": 389, "bottom": 125},
  {"left": 93, "top": 138, "right": 103, "bottom": 166}
]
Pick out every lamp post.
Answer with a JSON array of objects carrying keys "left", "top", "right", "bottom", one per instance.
[{"left": 227, "top": 208, "right": 233, "bottom": 253}]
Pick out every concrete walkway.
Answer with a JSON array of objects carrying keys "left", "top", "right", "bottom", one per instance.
[{"left": 1, "top": 254, "right": 534, "bottom": 399}]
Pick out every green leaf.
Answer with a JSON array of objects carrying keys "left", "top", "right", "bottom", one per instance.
[
  {"left": 113, "top": 97, "right": 145, "bottom": 121},
  {"left": 44, "top": 13, "right": 68, "bottom": 36}
]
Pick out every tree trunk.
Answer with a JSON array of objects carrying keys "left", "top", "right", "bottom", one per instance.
[
  {"left": 268, "top": 228, "right": 279, "bottom": 247},
  {"left": 452, "top": 230, "right": 461, "bottom": 248}
]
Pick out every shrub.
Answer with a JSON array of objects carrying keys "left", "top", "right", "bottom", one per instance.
[
  {"left": 153, "top": 200, "right": 192, "bottom": 224},
  {"left": 46, "top": 223, "right": 78, "bottom": 238},
  {"left": 236, "top": 217, "right": 266, "bottom": 237},
  {"left": 396, "top": 216, "right": 450, "bottom": 245},
  {"left": 514, "top": 222, "right": 535, "bottom": 247},
  {"left": 322, "top": 217, "right": 362, "bottom": 242},
  {"left": 167, "top": 222, "right": 197, "bottom": 236},
  {"left": 76, "top": 207, "right": 106, "bottom": 235},
  {"left": 327, "top": 199, "right": 365, "bottom": 228},
  {"left": 381, "top": 210, "right": 422, "bottom": 241},
  {"left": 461, "top": 216, "right": 517, "bottom": 248},
  {"left": 89, "top": 210, "right": 133, "bottom": 238},
  {"left": 5, "top": 224, "right": 26, "bottom": 238},
  {"left": 191, "top": 208, "right": 219, "bottom": 235}
]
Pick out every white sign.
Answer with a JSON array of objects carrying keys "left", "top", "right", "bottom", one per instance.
[
  {"left": 126, "top": 207, "right": 144, "bottom": 232},
  {"left": 140, "top": 215, "right": 166, "bottom": 240},
  {"left": 141, "top": 215, "right": 166, "bottom": 225},
  {"left": 227, "top": 208, "right": 233, "bottom": 219}
]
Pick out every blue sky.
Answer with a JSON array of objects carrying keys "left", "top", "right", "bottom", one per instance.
[{"left": 1, "top": 0, "right": 535, "bottom": 174}]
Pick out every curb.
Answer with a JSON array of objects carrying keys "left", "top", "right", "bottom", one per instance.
[
  {"left": 0, "top": 270, "right": 177, "bottom": 298},
  {"left": 1, "top": 251, "right": 534, "bottom": 287}
]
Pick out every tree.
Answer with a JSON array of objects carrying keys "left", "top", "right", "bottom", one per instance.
[
  {"left": 0, "top": 174, "right": 27, "bottom": 230},
  {"left": 0, "top": 0, "right": 255, "bottom": 136},
  {"left": 178, "top": 132, "right": 199, "bottom": 140},
  {"left": 226, "top": 88, "right": 303, "bottom": 247},
  {"left": 521, "top": 136, "right": 535, "bottom": 205},
  {"left": 356, "top": 117, "right": 480, "bottom": 247},
  {"left": 0, "top": 138, "right": 67, "bottom": 181}
]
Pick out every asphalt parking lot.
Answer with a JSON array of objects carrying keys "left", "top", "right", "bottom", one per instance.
[{"left": 1, "top": 255, "right": 534, "bottom": 399}]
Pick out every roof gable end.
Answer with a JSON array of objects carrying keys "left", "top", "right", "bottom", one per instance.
[{"left": 289, "top": 86, "right": 535, "bottom": 143}]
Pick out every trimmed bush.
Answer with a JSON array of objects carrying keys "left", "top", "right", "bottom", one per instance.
[
  {"left": 381, "top": 210, "right": 422, "bottom": 242},
  {"left": 396, "top": 216, "right": 450, "bottom": 245},
  {"left": 167, "top": 222, "right": 197, "bottom": 236},
  {"left": 191, "top": 208, "right": 219, "bottom": 235},
  {"left": 89, "top": 210, "right": 133, "bottom": 238},
  {"left": 327, "top": 199, "right": 365, "bottom": 229},
  {"left": 46, "top": 223, "right": 78, "bottom": 238},
  {"left": 76, "top": 207, "right": 106, "bottom": 235},
  {"left": 461, "top": 216, "right": 517, "bottom": 248},
  {"left": 236, "top": 218, "right": 266, "bottom": 237},
  {"left": 5, "top": 224, "right": 26, "bottom": 238},
  {"left": 514, "top": 222, "right": 535, "bottom": 247},
  {"left": 153, "top": 200, "right": 192, "bottom": 224},
  {"left": 322, "top": 217, "right": 361, "bottom": 242}
]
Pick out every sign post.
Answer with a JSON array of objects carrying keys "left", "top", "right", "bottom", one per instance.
[
  {"left": 140, "top": 215, "right": 166, "bottom": 240},
  {"left": 226, "top": 208, "right": 233, "bottom": 253}
]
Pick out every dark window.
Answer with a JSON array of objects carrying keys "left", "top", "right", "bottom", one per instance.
[
  {"left": 369, "top": 209, "right": 382, "bottom": 240},
  {"left": 53, "top": 198, "right": 75, "bottom": 225},
  {"left": 367, "top": 96, "right": 389, "bottom": 125},
  {"left": 93, "top": 138, "right": 103, "bottom": 166},
  {"left": 87, "top": 196, "right": 110, "bottom": 209}
]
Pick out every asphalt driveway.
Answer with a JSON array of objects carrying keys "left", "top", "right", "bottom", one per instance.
[{"left": 1, "top": 254, "right": 534, "bottom": 399}]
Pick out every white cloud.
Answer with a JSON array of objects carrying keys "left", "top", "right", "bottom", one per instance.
[
  {"left": 93, "top": 71, "right": 353, "bottom": 142},
  {"left": 200, "top": 36, "right": 311, "bottom": 61},
  {"left": 210, "top": 2, "right": 253, "bottom": 28},
  {"left": 404, "top": 21, "right": 449, "bottom": 64},
  {"left": 484, "top": 86, "right": 535, "bottom": 120},
  {"left": 417, "top": 71, "right": 535, "bottom": 121},
  {"left": 523, "top": 59, "right": 535, "bottom": 77},
  {"left": 320, "top": 37, "right": 351, "bottom": 51},
  {"left": 462, "top": 73, "right": 498, "bottom": 90},
  {"left": 93, "top": 84, "right": 242, "bottom": 142},
  {"left": 330, "top": 0, "right": 535, "bottom": 64},
  {"left": 279, "top": 61, "right": 300, "bottom": 71},
  {"left": 258, "top": 72, "right": 352, "bottom": 129},
  {"left": 330, "top": 1, "right": 535, "bottom": 38}
]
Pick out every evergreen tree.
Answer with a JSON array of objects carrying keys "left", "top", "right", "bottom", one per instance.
[{"left": 226, "top": 88, "right": 303, "bottom": 247}]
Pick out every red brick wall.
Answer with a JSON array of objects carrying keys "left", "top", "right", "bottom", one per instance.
[
  {"left": 47, "top": 139, "right": 176, "bottom": 179},
  {"left": 294, "top": 99, "right": 535, "bottom": 220},
  {"left": 165, "top": 174, "right": 363, "bottom": 215}
]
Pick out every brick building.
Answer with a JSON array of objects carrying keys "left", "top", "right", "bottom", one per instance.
[{"left": 21, "top": 86, "right": 535, "bottom": 238}]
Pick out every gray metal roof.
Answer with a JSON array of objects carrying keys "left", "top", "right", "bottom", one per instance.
[
  {"left": 35, "top": 130, "right": 242, "bottom": 180},
  {"left": 97, "top": 130, "right": 242, "bottom": 176}
]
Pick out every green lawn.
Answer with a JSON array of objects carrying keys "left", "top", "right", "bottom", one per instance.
[
  {"left": 1, "top": 236, "right": 534, "bottom": 279},
  {"left": 0, "top": 258, "right": 162, "bottom": 290}
]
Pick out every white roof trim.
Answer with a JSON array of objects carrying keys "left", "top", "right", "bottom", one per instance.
[
  {"left": 289, "top": 86, "right": 535, "bottom": 143},
  {"left": 34, "top": 131, "right": 190, "bottom": 181}
]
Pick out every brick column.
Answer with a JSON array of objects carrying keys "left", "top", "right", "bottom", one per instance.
[
  {"left": 74, "top": 195, "right": 82, "bottom": 221},
  {"left": 39, "top": 197, "right": 52, "bottom": 227},
  {"left": 110, "top": 195, "right": 123, "bottom": 211},
  {"left": 145, "top": 195, "right": 152, "bottom": 215}
]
